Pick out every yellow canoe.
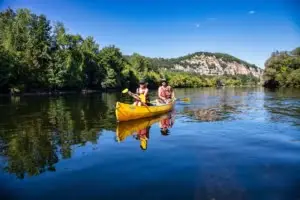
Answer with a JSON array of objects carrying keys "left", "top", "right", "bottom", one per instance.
[
  {"left": 115, "top": 101, "right": 175, "bottom": 122},
  {"left": 116, "top": 114, "right": 169, "bottom": 142}
]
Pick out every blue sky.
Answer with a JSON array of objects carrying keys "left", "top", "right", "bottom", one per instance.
[{"left": 1, "top": 0, "right": 300, "bottom": 68}]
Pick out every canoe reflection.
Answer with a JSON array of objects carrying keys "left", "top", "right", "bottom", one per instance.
[{"left": 116, "top": 112, "right": 175, "bottom": 150}]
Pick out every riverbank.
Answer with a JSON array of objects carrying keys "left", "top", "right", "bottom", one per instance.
[
  {"left": 0, "top": 89, "right": 103, "bottom": 97},
  {"left": 0, "top": 85, "right": 266, "bottom": 97}
]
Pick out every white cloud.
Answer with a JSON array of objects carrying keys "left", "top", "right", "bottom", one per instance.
[{"left": 248, "top": 10, "right": 256, "bottom": 14}]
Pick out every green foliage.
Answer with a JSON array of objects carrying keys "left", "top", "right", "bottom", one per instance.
[
  {"left": 120, "top": 64, "right": 139, "bottom": 89},
  {"left": 0, "top": 8, "right": 107, "bottom": 92},
  {"left": 0, "top": 48, "right": 14, "bottom": 92},
  {"left": 98, "top": 46, "right": 126, "bottom": 89},
  {"left": 165, "top": 72, "right": 203, "bottom": 88},
  {"left": 163, "top": 72, "right": 257, "bottom": 88},
  {"left": 129, "top": 53, "right": 151, "bottom": 75},
  {"left": 144, "top": 71, "right": 162, "bottom": 88},
  {"left": 264, "top": 47, "right": 300, "bottom": 88},
  {"left": 286, "top": 69, "right": 300, "bottom": 88},
  {"left": 291, "top": 47, "right": 300, "bottom": 56},
  {"left": 0, "top": 8, "right": 261, "bottom": 93}
]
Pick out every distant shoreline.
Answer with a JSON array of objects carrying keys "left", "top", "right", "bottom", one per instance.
[
  {"left": 0, "top": 89, "right": 103, "bottom": 97},
  {"left": 0, "top": 86, "right": 265, "bottom": 97}
]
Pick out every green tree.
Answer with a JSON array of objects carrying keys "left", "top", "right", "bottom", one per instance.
[
  {"left": 121, "top": 64, "right": 139, "bottom": 89},
  {"left": 291, "top": 47, "right": 300, "bottom": 56},
  {"left": 81, "top": 36, "right": 105, "bottom": 88},
  {"left": 286, "top": 69, "right": 300, "bottom": 87},
  {"left": 98, "top": 46, "right": 125, "bottom": 89},
  {"left": 0, "top": 48, "right": 16, "bottom": 92},
  {"left": 129, "top": 53, "right": 151, "bottom": 76},
  {"left": 0, "top": 7, "right": 265, "bottom": 92},
  {"left": 264, "top": 47, "right": 300, "bottom": 88}
]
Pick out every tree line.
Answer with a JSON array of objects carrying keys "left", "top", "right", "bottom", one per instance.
[
  {"left": 263, "top": 47, "right": 300, "bottom": 88},
  {"left": 0, "top": 8, "right": 260, "bottom": 94}
]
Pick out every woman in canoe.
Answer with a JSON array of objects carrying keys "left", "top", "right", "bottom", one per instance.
[
  {"left": 133, "top": 79, "right": 150, "bottom": 106},
  {"left": 157, "top": 79, "right": 175, "bottom": 104}
]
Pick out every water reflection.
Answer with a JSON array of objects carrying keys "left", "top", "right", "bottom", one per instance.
[
  {"left": 1, "top": 88, "right": 300, "bottom": 199},
  {"left": 0, "top": 94, "right": 117, "bottom": 179},
  {"left": 263, "top": 88, "right": 300, "bottom": 126},
  {"left": 116, "top": 112, "right": 175, "bottom": 150},
  {"left": 178, "top": 87, "right": 246, "bottom": 122},
  {"left": 159, "top": 111, "right": 175, "bottom": 136},
  {"left": 176, "top": 87, "right": 300, "bottom": 127},
  {"left": 1, "top": 87, "right": 300, "bottom": 182}
]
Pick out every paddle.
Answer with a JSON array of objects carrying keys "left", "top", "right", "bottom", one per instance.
[
  {"left": 164, "top": 97, "right": 190, "bottom": 103},
  {"left": 122, "top": 88, "right": 151, "bottom": 111},
  {"left": 122, "top": 88, "right": 141, "bottom": 101},
  {"left": 176, "top": 97, "right": 190, "bottom": 102},
  {"left": 122, "top": 88, "right": 190, "bottom": 105},
  {"left": 149, "top": 97, "right": 190, "bottom": 104}
]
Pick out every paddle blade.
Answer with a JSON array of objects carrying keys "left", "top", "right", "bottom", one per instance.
[
  {"left": 139, "top": 94, "right": 146, "bottom": 103},
  {"left": 122, "top": 88, "right": 129, "bottom": 94},
  {"left": 181, "top": 98, "right": 190, "bottom": 102}
]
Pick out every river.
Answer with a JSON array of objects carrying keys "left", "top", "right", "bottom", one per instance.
[{"left": 0, "top": 87, "right": 300, "bottom": 200}]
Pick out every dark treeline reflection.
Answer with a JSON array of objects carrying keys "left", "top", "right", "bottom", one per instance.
[{"left": 0, "top": 94, "right": 118, "bottom": 179}]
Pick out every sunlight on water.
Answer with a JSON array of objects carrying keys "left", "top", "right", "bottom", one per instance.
[{"left": 0, "top": 88, "right": 300, "bottom": 199}]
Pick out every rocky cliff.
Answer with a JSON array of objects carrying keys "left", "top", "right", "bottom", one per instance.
[
  {"left": 173, "top": 54, "right": 263, "bottom": 78},
  {"left": 144, "top": 52, "right": 264, "bottom": 78}
]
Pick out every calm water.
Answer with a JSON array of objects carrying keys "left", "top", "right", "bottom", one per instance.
[{"left": 0, "top": 88, "right": 300, "bottom": 200}]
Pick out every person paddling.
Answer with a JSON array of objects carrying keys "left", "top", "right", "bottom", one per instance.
[
  {"left": 133, "top": 79, "right": 150, "bottom": 106},
  {"left": 157, "top": 79, "right": 175, "bottom": 104}
]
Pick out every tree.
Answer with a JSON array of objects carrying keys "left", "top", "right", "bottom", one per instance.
[
  {"left": 0, "top": 48, "right": 15, "bottom": 92},
  {"left": 291, "top": 47, "right": 300, "bottom": 56},
  {"left": 0, "top": 7, "right": 266, "bottom": 93},
  {"left": 129, "top": 53, "right": 151, "bottom": 76},
  {"left": 81, "top": 36, "right": 105, "bottom": 88},
  {"left": 264, "top": 47, "right": 300, "bottom": 88},
  {"left": 98, "top": 46, "right": 125, "bottom": 89}
]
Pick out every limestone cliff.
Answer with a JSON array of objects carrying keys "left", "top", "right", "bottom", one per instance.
[{"left": 171, "top": 53, "right": 263, "bottom": 78}]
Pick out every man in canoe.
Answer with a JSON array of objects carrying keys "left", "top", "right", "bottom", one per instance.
[
  {"left": 133, "top": 79, "right": 150, "bottom": 106},
  {"left": 157, "top": 79, "right": 175, "bottom": 104}
]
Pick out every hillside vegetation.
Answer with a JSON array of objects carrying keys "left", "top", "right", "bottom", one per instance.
[
  {"left": 264, "top": 47, "right": 300, "bottom": 88},
  {"left": 0, "top": 8, "right": 260, "bottom": 94}
]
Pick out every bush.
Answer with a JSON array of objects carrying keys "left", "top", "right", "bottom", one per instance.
[{"left": 264, "top": 47, "right": 300, "bottom": 88}]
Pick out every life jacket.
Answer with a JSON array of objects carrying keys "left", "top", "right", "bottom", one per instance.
[
  {"left": 160, "top": 86, "right": 172, "bottom": 99},
  {"left": 137, "top": 87, "right": 150, "bottom": 103}
]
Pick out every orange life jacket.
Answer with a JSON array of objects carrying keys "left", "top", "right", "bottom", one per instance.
[{"left": 160, "top": 86, "right": 172, "bottom": 99}]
